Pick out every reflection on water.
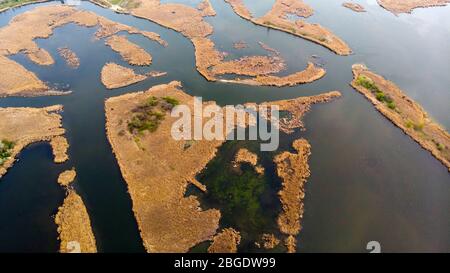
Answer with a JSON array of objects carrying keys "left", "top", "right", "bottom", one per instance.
[{"left": 0, "top": 0, "right": 449, "bottom": 252}]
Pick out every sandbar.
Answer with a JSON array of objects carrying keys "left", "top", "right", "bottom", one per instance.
[{"left": 351, "top": 64, "right": 450, "bottom": 171}]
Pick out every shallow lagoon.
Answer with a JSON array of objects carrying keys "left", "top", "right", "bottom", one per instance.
[{"left": 0, "top": 0, "right": 449, "bottom": 252}]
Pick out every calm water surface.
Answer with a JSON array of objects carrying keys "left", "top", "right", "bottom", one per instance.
[{"left": 0, "top": 0, "right": 448, "bottom": 252}]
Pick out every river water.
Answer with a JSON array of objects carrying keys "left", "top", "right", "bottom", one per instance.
[{"left": 0, "top": 0, "right": 448, "bottom": 252}]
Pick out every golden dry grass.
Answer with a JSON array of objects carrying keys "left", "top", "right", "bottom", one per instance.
[
  {"left": 274, "top": 138, "right": 311, "bottom": 253},
  {"left": 0, "top": 105, "right": 66, "bottom": 178},
  {"left": 101, "top": 62, "right": 147, "bottom": 89},
  {"left": 55, "top": 190, "right": 97, "bottom": 253},
  {"left": 207, "top": 228, "right": 241, "bottom": 253}
]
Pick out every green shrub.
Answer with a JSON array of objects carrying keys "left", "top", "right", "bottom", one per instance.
[
  {"left": 0, "top": 140, "right": 15, "bottom": 166},
  {"left": 387, "top": 101, "right": 396, "bottom": 110},
  {"left": 127, "top": 96, "right": 174, "bottom": 134},
  {"left": 406, "top": 120, "right": 414, "bottom": 128},
  {"left": 376, "top": 92, "right": 386, "bottom": 102},
  {"left": 162, "top": 96, "right": 180, "bottom": 107},
  {"left": 146, "top": 96, "right": 159, "bottom": 107},
  {"left": 356, "top": 76, "right": 381, "bottom": 94},
  {"left": 413, "top": 122, "right": 424, "bottom": 131}
]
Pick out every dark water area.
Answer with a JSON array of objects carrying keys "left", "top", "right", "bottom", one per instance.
[
  {"left": 0, "top": 143, "right": 65, "bottom": 252},
  {"left": 193, "top": 140, "right": 283, "bottom": 252},
  {"left": 0, "top": 0, "right": 449, "bottom": 253}
]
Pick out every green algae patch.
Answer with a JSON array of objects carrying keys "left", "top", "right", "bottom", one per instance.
[
  {"left": 195, "top": 141, "right": 282, "bottom": 251},
  {"left": 0, "top": 140, "right": 14, "bottom": 166}
]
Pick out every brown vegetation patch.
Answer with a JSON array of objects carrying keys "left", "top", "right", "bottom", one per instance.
[
  {"left": 211, "top": 55, "right": 286, "bottom": 77},
  {"left": 259, "top": 90, "right": 342, "bottom": 133},
  {"left": 50, "top": 135, "right": 69, "bottom": 163},
  {"left": 255, "top": 233, "right": 280, "bottom": 249},
  {"left": 343, "top": 2, "right": 366, "bottom": 12},
  {"left": 58, "top": 47, "right": 80, "bottom": 69},
  {"left": 105, "top": 35, "right": 152, "bottom": 66},
  {"left": 131, "top": 0, "right": 213, "bottom": 39},
  {"left": 101, "top": 62, "right": 147, "bottom": 89},
  {"left": 233, "top": 148, "right": 264, "bottom": 175},
  {"left": 0, "top": 55, "right": 49, "bottom": 97},
  {"left": 208, "top": 228, "right": 241, "bottom": 253},
  {"left": 55, "top": 190, "right": 97, "bottom": 253},
  {"left": 351, "top": 64, "right": 450, "bottom": 171},
  {"left": 197, "top": 0, "right": 216, "bottom": 17},
  {"left": 26, "top": 48, "right": 54, "bottom": 66},
  {"left": 274, "top": 139, "right": 311, "bottom": 253},
  {"left": 126, "top": 0, "right": 324, "bottom": 86},
  {"left": 192, "top": 37, "right": 226, "bottom": 81},
  {"left": 377, "top": 0, "right": 450, "bottom": 14},
  {"left": 0, "top": 105, "right": 66, "bottom": 178},
  {"left": 105, "top": 81, "right": 224, "bottom": 252},
  {"left": 57, "top": 169, "right": 76, "bottom": 187}
]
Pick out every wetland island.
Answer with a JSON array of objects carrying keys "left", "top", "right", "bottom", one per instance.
[{"left": 0, "top": 0, "right": 449, "bottom": 256}]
